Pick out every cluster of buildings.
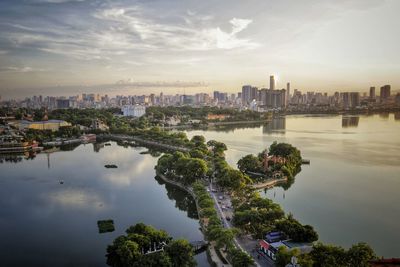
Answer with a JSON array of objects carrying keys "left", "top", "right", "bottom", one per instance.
[
  {"left": 259, "top": 231, "right": 312, "bottom": 261},
  {"left": 1, "top": 76, "right": 399, "bottom": 112}
]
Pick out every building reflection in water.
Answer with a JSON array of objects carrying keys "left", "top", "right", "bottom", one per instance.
[
  {"left": 379, "top": 113, "right": 390, "bottom": 119},
  {"left": 394, "top": 112, "right": 400, "bottom": 121},
  {"left": 342, "top": 116, "right": 359, "bottom": 128},
  {"left": 263, "top": 116, "right": 286, "bottom": 134}
]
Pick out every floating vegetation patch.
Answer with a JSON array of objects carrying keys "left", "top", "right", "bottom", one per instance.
[{"left": 97, "top": 219, "right": 115, "bottom": 233}]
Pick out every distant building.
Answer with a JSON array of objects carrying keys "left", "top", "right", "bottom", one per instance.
[
  {"left": 380, "top": 85, "right": 391, "bottom": 103},
  {"left": 242, "top": 85, "right": 252, "bottom": 105},
  {"left": 56, "top": 99, "right": 71, "bottom": 109},
  {"left": 261, "top": 89, "right": 286, "bottom": 109},
  {"left": 18, "top": 120, "right": 71, "bottom": 131},
  {"left": 91, "top": 119, "right": 109, "bottom": 131},
  {"left": 350, "top": 92, "right": 360, "bottom": 108},
  {"left": 270, "top": 75, "right": 275, "bottom": 90},
  {"left": 370, "top": 87, "right": 376, "bottom": 98},
  {"left": 121, "top": 105, "right": 146, "bottom": 117}
]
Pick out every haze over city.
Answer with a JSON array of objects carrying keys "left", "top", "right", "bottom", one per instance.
[{"left": 1, "top": 0, "right": 400, "bottom": 99}]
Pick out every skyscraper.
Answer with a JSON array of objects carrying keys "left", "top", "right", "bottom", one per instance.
[
  {"left": 369, "top": 87, "right": 375, "bottom": 98},
  {"left": 270, "top": 75, "right": 275, "bottom": 90},
  {"left": 241, "top": 85, "right": 258, "bottom": 105},
  {"left": 350, "top": 92, "right": 360, "bottom": 108},
  {"left": 286, "top": 82, "right": 290, "bottom": 104},
  {"left": 250, "top": 87, "right": 258, "bottom": 102},
  {"left": 380, "top": 85, "right": 391, "bottom": 103}
]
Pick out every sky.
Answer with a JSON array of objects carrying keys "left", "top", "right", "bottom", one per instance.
[{"left": 0, "top": 0, "right": 399, "bottom": 99}]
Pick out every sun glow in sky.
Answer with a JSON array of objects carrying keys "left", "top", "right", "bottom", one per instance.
[{"left": 0, "top": 0, "right": 399, "bottom": 98}]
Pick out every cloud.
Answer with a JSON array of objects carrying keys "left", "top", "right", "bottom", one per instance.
[
  {"left": 92, "top": 6, "right": 259, "bottom": 51},
  {"left": 0, "top": 3, "right": 259, "bottom": 66},
  {"left": 230, "top": 18, "right": 253, "bottom": 35},
  {"left": 47, "top": 189, "right": 106, "bottom": 210},
  {"left": 0, "top": 66, "right": 46, "bottom": 73}
]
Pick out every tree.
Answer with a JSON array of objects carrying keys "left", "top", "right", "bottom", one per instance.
[
  {"left": 186, "top": 158, "right": 208, "bottom": 182},
  {"left": 275, "top": 215, "right": 318, "bottom": 242},
  {"left": 237, "top": 154, "right": 263, "bottom": 173},
  {"left": 308, "top": 242, "right": 348, "bottom": 267},
  {"left": 346, "top": 242, "right": 376, "bottom": 267},
  {"left": 207, "top": 140, "right": 227, "bottom": 157},
  {"left": 190, "top": 135, "right": 205, "bottom": 145},
  {"left": 106, "top": 223, "right": 196, "bottom": 267},
  {"left": 164, "top": 239, "right": 196, "bottom": 267},
  {"left": 157, "top": 154, "right": 174, "bottom": 174},
  {"left": 275, "top": 246, "right": 300, "bottom": 267},
  {"left": 228, "top": 248, "right": 255, "bottom": 267},
  {"left": 217, "top": 168, "right": 249, "bottom": 191}
]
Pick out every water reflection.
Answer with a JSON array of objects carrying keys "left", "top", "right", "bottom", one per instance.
[
  {"left": 263, "top": 116, "right": 286, "bottom": 134},
  {"left": 379, "top": 112, "right": 390, "bottom": 119},
  {"left": 342, "top": 116, "right": 359, "bottom": 128},
  {"left": 207, "top": 122, "right": 263, "bottom": 133},
  {"left": 155, "top": 176, "right": 199, "bottom": 220},
  {"left": 394, "top": 112, "right": 400, "bottom": 121},
  {"left": 0, "top": 152, "right": 37, "bottom": 163}
]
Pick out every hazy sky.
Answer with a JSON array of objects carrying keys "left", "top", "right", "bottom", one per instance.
[{"left": 0, "top": 0, "right": 399, "bottom": 99}]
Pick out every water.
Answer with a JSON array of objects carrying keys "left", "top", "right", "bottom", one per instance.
[
  {"left": 186, "top": 113, "right": 400, "bottom": 257},
  {"left": 0, "top": 143, "right": 208, "bottom": 267}
]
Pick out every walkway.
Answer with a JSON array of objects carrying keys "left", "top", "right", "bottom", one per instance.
[{"left": 100, "top": 134, "right": 190, "bottom": 153}]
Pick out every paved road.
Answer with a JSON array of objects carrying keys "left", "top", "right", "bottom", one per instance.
[{"left": 208, "top": 183, "right": 276, "bottom": 267}]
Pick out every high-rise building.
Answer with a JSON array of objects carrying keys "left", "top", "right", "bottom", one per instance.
[
  {"left": 270, "top": 75, "right": 275, "bottom": 90},
  {"left": 213, "top": 91, "right": 220, "bottom": 101},
  {"left": 56, "top": 99, "right": 71, "bottom": 109},
  {"left": 341, "top": 92, "right": 350, "bottom": 108},
  {"left": 286, "top": 82, "right": 290, "bottom": 104},
  {"left": 264, "top": 89, "right": 286, "bottom": 109},
  {"left": 250, "top": 87, "right": 258, "bottom": 102},
  {"left": 241, "top": 85, "right": 252, "bottom": 105},
  {"left": 380, "top": 85, "right": 391, "bottom": 103},
  {"left": 149, "top": 94, "right": 155, "bottom": 105},
  {"left": 369, "top": 87, "right": 375, "bottom": 98},
  {"left": 350, "top": 92, "right": 360, "bottom": 108}
]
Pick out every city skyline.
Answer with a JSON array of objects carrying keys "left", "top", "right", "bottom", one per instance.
[{"left": 0, "top": 0, "right": 400, "bottom": 98}]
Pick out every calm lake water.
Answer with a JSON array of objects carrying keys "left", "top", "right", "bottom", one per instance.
[
  {"left": 186, "top": 113, "right": 400, "bottom": 257},
  {"left": 0, "top": 143, "right": 208, "bottom": 267}
]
